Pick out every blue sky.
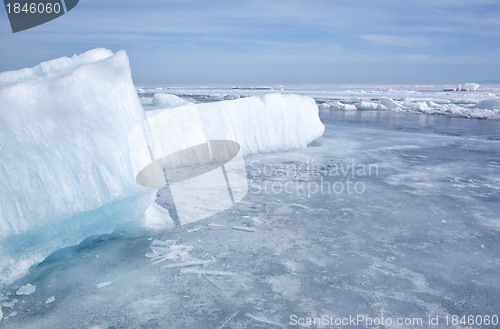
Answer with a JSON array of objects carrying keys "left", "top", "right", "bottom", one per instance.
[{"left": 1, "top": 0, "right": 499, "bottom": 84}]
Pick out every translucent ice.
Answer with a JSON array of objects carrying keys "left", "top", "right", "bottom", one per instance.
[
  {"left": 0, "top": 49, "right": 155, "bottom": 286},
  {"left": 15, "top": 284, "right": 36, "bottom": 296},
  {"left": 152, "top": 93, "right": 191, "bottom": 108}
]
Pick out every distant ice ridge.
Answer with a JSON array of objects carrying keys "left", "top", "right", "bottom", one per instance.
[
  {"left": 462, "top": 83, "right": 480, "bottom": 91},
  {"left": 0, "top": 49, "right": 156, "bottom": 286},
  {"left": 140, "top": 84, "right": 500, "bottom": 119},
  {"left": 443, "top": 83, "right": 480, "bottom": 92},
  {"left": 319, "top": 96, "right": 500, "bottom": 119}
]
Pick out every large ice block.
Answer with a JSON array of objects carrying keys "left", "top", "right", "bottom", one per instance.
[
  {"left": 0, "top": 49, "right": 155, "bottom": 286},
  {"left": 0, "top": 49, "right": 325, "bottom": 286}
]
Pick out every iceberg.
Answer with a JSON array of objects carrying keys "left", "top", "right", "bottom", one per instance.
[{"left": 0, "top": 49, "right": 155, "bottom": 286}]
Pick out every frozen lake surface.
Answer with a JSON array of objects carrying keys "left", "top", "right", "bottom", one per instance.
[
  {"left": 1, "top": 89, "right": 499, "bottom": 328},
  {"left": 138, "top": 84, "right": 500, "bottom": 119}
]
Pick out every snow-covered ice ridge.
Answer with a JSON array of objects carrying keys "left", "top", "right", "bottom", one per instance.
[
  {"left": 139, "top": 84, "right": 500, "bottom": 119},
  {"left": 144, "top": 93, "right": 324, "bottom": 156},
  {"left": 0, "top": 50, "right": 324, "bottom": 286},
  {"left": 195, "top": 94, "right": 324, "bottom": 155}
]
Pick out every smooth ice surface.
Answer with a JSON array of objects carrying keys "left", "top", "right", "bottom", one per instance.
[
  {"left": 0, "top": 49, "right": 155, "bottom": 286},
  {"left": 477, "top": 98, "right": 500, "bottom": 110},
  {"left": 1, "top": 88, "right": 498, "bottom": 328}
]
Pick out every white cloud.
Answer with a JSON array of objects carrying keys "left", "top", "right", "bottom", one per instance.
[
  {"left": 405, "top": 54, "right": 429, "bottom": 62},
  {"left": 360, "top": 34, "right": 429, "bottom": 48}
]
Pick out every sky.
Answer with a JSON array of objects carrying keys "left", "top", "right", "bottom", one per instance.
[{"left": 1, "top": 0, "right": 500, "bottom": 84}]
